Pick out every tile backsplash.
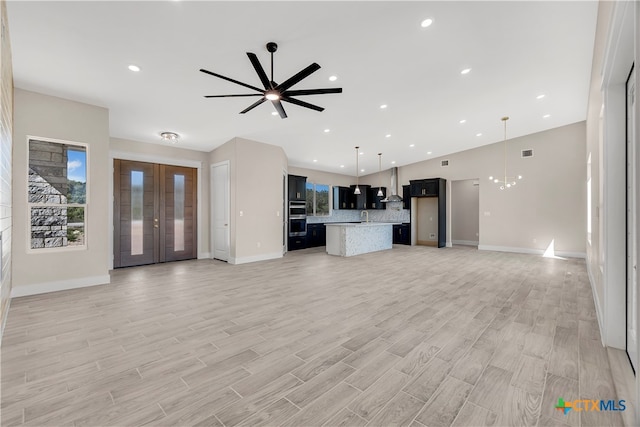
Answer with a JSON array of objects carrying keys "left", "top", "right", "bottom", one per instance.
[{"left": 307, "top": 202, "right": 409, "bottom": 224}]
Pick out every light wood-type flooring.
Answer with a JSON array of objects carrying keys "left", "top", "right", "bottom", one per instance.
[{"left": 1, "top": 245, "right": 628, "bottom": 426}]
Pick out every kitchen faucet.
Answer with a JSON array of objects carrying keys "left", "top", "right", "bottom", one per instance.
[{"left": 361, "top": 210, "right": 369, "bottom": 222}]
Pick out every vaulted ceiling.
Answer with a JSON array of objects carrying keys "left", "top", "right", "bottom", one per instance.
[{"left": 7, "top": 1, "right": 598, "bottom": 175}]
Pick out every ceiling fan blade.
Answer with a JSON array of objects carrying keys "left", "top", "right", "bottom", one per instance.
[
  {"left": 275, "top": 63, "right": 321, "bottom": 92},
  {"left": 204, "top": 94, "right": 265, "bottom": 98},
  {"left": 247, "top": 52, "right": 272, "bottom": 90},
  {"left": 240, "top": 98, "right": 266, "bottom": 114},
  {"left": 282, "top": 96, "right": 324, "bottom": 112},
  {"left": 283, "top": 88, "right": 343, "bottom": 96},
  {"left": 272, "top": 100, "right": 288, "bottom": 119},
  {"left": 200, "top": 68, "right": 264, "bottom": 93}
]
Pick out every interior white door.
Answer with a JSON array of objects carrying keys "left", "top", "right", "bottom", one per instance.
[
  {"left": 626, "top": 65, "right": 637, "bottom": 372},
  {"left": 212, "top": 162, "right": 230, "bottom": 262}
]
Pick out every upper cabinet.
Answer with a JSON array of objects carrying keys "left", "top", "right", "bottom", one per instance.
[
  {"left": 403, "top": 185, "right": 411, "bottom": 210},
  {"left": 333, "top": 186, "right": 352, "bottom": 210},
  {"left": 350, "top": 184, "right": 370, "bottom": 210},
  {"left": 410, "top": 178, "right": 441, "bottom": 197},
  {"left": 288, "top": 174, "right": 307, "bottom": 201},
  {"left": 367, "top": 187, "right": 386, "bottom": 210}
]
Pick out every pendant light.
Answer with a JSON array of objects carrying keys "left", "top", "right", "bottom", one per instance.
[
  {"left": 354, "top": 146, "right": 361, "bottom": 195},
  {"left": 489, "top": 116, "right": 522, "bottom": 190},
  {"left": 377, "top": 153, "right": 384, "bottom": 197}
]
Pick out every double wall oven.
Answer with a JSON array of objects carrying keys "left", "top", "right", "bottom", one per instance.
[{"left": 288, "top": 201, "right": 307, "bottom": 237}]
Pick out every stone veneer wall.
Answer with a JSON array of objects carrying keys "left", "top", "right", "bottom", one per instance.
[
  {"left": 0, "top": 0, "right": 13, "bottom": 338},
  {"left": 28, "top": 168, "right": 68, "bottom": 248},
  {"left": 28, "top": 139, "right": 69, "bottom": 196}
]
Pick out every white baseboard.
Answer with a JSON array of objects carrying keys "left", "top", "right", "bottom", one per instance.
[
  {"left": 452, "top": 240, "right": 479, "bottom": 246},
  {"left": 198, "top": 252, "right": 211, "bottom": 260},
  {"left": 229, "top": 252, "right": 283, "bottom": 265},
  {"left": 586, "top": 258, "right": 605, "bottom": 346},
  {"left": 478, "top": 245, "right": 586, "bottom": 259},
  {"left": 10, "top": 274, "right": 111, "bottom": 298}
]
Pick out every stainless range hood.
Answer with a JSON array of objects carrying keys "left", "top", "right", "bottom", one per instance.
[{"left": 381, "top": 167, "right": 403, "bottom": 202}]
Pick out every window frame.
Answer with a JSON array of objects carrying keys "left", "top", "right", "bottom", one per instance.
[
  {"left": 26, "top": 136, "right": 89, "bottom": 253},
  {"left": 305, "top": 182, "right": 331, "bottom": 217}
]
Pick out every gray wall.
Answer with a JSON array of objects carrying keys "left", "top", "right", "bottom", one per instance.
[
  {"left": 399, "top": 121, "right": 587, "bottom": 256},
  {"left": 12, "top": 89, "right": 110, "bottom": 295}
]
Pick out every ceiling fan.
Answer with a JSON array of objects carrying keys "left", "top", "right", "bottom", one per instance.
[{"left": 200, "top": 42, "right": 342, "bottom": 119}]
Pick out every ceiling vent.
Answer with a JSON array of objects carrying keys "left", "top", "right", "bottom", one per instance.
[
  {"left": 441, "top": 159, "right": 450, "bottom": 167},
  {"left": 521, "top": 149, "right": 534, "bottom": 158}
]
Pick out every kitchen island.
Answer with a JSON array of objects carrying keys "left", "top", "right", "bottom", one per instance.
[{"left": 325, "top": 222, "right": 396, "bottom": 257}]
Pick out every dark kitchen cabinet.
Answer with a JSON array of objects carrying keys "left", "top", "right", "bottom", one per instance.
[
  {"left": 367, "top": 187, "right": 387, "bottom": 210},
  {"left": 410, "top": 178, "right": 439, "bottom": 197},
  {"left": 349, "top": 184, "right": 370, "bottom": 209},
  {"left": 306, "top": 223, "right": 326, "bottom": 247},
  {"left": 403, "top": 185, "right": 411, "bottom": 210},
  {"left": 333, "top": 186, "right": 353, "bottom": 210},
  {"left": 288, "top": 174, "right": 307, "bottom": 201},
  {"left": 393, "top": 224, "right": 410, "bottom": 245},
  {"left": 288, "top": 236, "right": 306, "bottom": 251}
]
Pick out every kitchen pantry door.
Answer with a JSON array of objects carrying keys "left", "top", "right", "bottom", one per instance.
[{"left": 114, "top": 159, "right": 198, "bottom": 268}]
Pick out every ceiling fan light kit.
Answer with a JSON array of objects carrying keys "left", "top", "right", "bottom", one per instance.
[{"left": 200, "top": 42, "right": 343, "bottom": 119}]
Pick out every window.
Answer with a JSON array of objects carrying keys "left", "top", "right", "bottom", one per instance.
[
  {"left": 306, "top": 182, "right": 330, "bottom": 216},
  {"left": 28, "top": 138, "right": 87, "bottom": 250}
]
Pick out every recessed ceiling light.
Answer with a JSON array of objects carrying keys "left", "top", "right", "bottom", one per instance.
[
  {"left": 537, "top": 94, "right": 546, "bottom": 99},
  {"left": 128, "top": 65, "right": 140, "bottom": 72},
  {"left": 476, "top": 133, "right": 482, "bottom": 137},
  {"left": 313, "top": 159, "right": 318, "bottom": 162},
  {"left": 385, "top": 134, "right": 391, "bottom": 138},
  {"left": 460, "top": 68, "right": 472, "bottom": 75},
  {"left": 543, "top": 114, "right": 551, "bottom": 118},
  {"left": 329, "top": 75, "right": 338, "bottom": 81},
  {"left": 324, "top": 128, "right": 330, "bottom": 133},
  {"left": 271, "top": 111, "right": 278, "bottom": 116},
  {"left": 380, "top": 104, "right": 388, "bottom": 109},
  {"left": 421, "top": 18, "right": 434, "bottom": 28},
  {"left": 340, "top": 165, "right": 345, "bottom": 168},
  {"left": 391, "top": 161, "right": 396, "bottom": 164},
  {"left": 427, "top": 151, "right": 432, "bottom": 155},
  {"left": 359, "top": 152, "right": 364, "bottom": 155},
  {"left": 459, "top": 119, "right": 466, "bottom": 124},
  {"left": 409, "top": 144, "right": 415, "bottom": 147},
  {"left": 361, "top": 169, "right": 365, "bottom": 172}
]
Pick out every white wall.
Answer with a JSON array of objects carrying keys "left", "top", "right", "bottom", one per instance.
[
  {"left": 399, "top": 122, "right": 587, "bottom": 257},
  {"left": 210, "top": 137, "right": 287, "bottom": 264},
  {"left": 12, "top": 89, "right": 110, "bottom": 296},
  {"left": 0, "top": 0, "right": 12, "bottom": 337}
]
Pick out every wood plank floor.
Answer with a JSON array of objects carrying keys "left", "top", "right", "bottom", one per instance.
[{"left": 1, "top": 245, "right": 628, "bottom": 426}]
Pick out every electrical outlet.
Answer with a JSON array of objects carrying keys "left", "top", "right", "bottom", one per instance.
[
  {"left": 240, "top": 211, "right": 243, "bottom": 217},
  {"left": 429, "top": 233, "right": 436, "bottom": 239},
  {"left": 257, "top": 242, "right": 261, "bottom": 248}
]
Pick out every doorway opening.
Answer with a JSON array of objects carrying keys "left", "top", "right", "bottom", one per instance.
[
  {"left": 451, "top": 179, "right": 480, "bottom": 248},
  {"left": 626, "top": 64, "right": 637, "bottom": 373}
]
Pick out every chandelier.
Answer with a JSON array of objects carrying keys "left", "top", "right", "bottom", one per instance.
[{"left": 489, "top": 116, "right": 522, "bottom": 190}]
